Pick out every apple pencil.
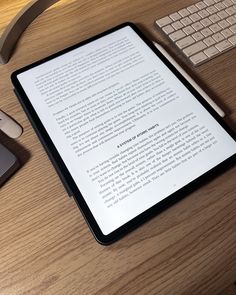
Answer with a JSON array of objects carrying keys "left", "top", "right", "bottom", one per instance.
[{"left": 152, "top": 41, "right": 225, "bottom": 118}]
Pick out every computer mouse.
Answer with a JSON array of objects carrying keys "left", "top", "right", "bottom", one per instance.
[{"left": 0, "top": 110, "right": 23, "bottom": 138}]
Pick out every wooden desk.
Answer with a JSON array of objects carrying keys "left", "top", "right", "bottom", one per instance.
[{"left": 0, "top": 0, "right": 236, "bottom": 294}]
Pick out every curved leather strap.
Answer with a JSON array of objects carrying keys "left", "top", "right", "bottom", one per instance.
[{"left": 0, "top": 0, "right": 60, "bottom": 64}]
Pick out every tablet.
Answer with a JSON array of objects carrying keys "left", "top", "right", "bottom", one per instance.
[{"left": 12, "top": 23, "right": 236, "bottom": 244}]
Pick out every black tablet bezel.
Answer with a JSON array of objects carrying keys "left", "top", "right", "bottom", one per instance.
[{"left": 11, "top": 22, "right": 236, "bottom": 245}]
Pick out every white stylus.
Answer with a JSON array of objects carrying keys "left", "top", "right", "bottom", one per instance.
[
  {"left": 0, "top": 110, "right": 23, "bottom": 138},
  {"left": 152, "top": 41, "right": 225, "bottom": 118}
]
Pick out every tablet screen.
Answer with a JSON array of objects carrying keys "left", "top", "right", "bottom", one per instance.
[{"left": 15, "top": 25, "right": 236, "bottom": 236}]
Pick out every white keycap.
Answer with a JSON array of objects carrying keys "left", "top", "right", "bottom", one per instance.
[
  {"left": 218, "top": 19, "right": 230, "bottom": 28},
  {"left": 169, "top": 12, "right": 181, "bottom": 21},
  {"left": 221, "top": 28, "right": 234, "bottom": 36},
  {"left": 190, "top": 52, "right": 208, "bottom": 64},
  {"left": 209, "top": 14, "right": 221, "bottom": 22},
  {"left": 192, "top": 32, "right": 205, "bottom": 40},
  {"left": 225, "top": 6, "right": 236, "bottom": 14},
  {"left": 196, "top": 1, "right": 207, "bottom": 9},
  {"left": 206, "top": 6, "right": 218, "bottom": 13},
  {"left": 183, "top": 26, "right": 195, "bottom": 35},
  {"left": 169, "top": 30, "right": 186, "bottom": 41},
  {"left": 187, "top": 5, "right": 199, "bottom": 13},
  {"left": 178, "top": 8, "right": 190, "bottom": 17},
  {"left": 181, "top": 17, "right": 193, "bottom": 26},
  {"left": 217, "top": 10, "right": 228, "bottom": 18},
  {"left": 209, "top": 23, "right": 221, "bottom": 32},
  {"left": 229, "top": 24, "right": 236, "bottom": 32},
  {"left": 201, "top": 17, "right": 212, "bottom": 26},
  {"left": 227, "top": 16, "right": 236, "bottom": 24},
  {"left": 172, "top": 21, "right": 184, "bottom": 30},
  {"left": 204, "top": 0, "right": 215, "bottom": 5},
  {"left": 198, "top": 9, "right": 210, "bottom": 18},
  {"left": 215, "top": 3, "right": 226, "bottom": 9},
  {"left": 192, "top": 21, "right": 204, "bottom": 31},
  {"left": 228, "top": 34, "right": 236, "bottom": 44},
  {"left": 201, "top": 27, "right": 213, "bottom": 36},
  {"left": 190, "top": 13, "right": 201, "bottom": 21},
  {"left": 163, "top": 25, "right": 175, "bottom": 34},
  {"left": 212, "top": 32, "right": 225, "bottom": 41},
  {"left": 204, "top": 46, "right": 220, "bottom": 56},
  {"left": 176, "top": 36, "right": 195, "bottom": 49},
  {"left": 204, "top": 36, "right": 216, "bottom": 45},
  {"left": 215, "top": 39, "right": 233, "bottom": 50},
  {"left": 183, "top": 41, "right": 207, "bottom": 56},
  {"left": 222, "top": 0, "right": 233, "bottom": 6},
  {"left": 156, "top": 16, "right": 172, "bottom": 27}
]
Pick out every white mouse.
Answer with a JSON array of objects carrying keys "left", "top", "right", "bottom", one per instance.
[{"left": 0, "top": 110, "right": 23, "bottom": 138}]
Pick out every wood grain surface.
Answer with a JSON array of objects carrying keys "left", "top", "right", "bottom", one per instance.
[{"left": 0, "top": 0, "right": 235, "bottom": 294}]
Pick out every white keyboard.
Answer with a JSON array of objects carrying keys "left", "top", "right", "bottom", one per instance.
[{"left": 155, "top": 0, "right": 236, "bottom": 66}]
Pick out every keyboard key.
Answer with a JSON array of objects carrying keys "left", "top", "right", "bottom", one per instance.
[
  {"left": 162, "top": 25, "right": 175, "bottom": 34},
  {"left": 204, "top": 36, "right": 216, "bottom": 45},
  {"left": 178, "top": 8, "right": 190, "bottom": 17},
  {"left": 181, "top": 17, "right": 193, "bottom": 26},
  {"left": 192, "top": 21, "right": 204, "bottom": 31},
  {"left": 172, "top": 21, "right": 184, "bottom": 30},
  {"left": 225, "top": 6, "right": 236, "bottom": 14},
  {"left": 221, "top": 28, "right": 234, "bottom": 36},
  {"left": 228, "top": 34, "right": 236, "bottom": 44},
  {"left": 209, "top": 23, "right": 221, "bottom": 32},
  {"left": 190, "top": 52, "right": 208, "bottom": 64},
  {"left": 201, "top": 27, "right": 213, "bottom": 36},
  {"left": 209, "top": 14, "right": 221, "bottom": 22},
  {"left": 218, "top": 19, "right": 230, "bottom": 27},
  {"left": 222, "top": 0, "right": 234, "bottom": 6},
  {"left": 176, "top": 36, "right": 195, "bottom": 49},
  {"left": 230, "top": 24, "right": 236, "bottom": 32},
  {"left": 196, "top": 1, "right": 207, "bottom": 9},
  {"left": 212, "top": 32, "right": 225, "bottom": 41},
  {"left": 183, "top": 41, "right": 207, "bottom": 56},
  {"left": 169, "top": 12, "right": 181, "bottom": 21},
  {"left": 187, "top": 5, "right": 199, "bottom": 13},
  {"left": 190, "top": 13, "right": 201, "bottom": 21},
  {"left": 215, "top": 39, "right": 233, "bottom": 51},
  {"left": 192, "top": 32, "right": 205, "bottom": 40},
  {"left": 204, "top": 46, "right": 220, "bottom": 56},
  {"left": 201, "top": 17, "right": 212, "bottom": 26},
  {"left": 169, "top": 30, "right": 186, "bottom": 41},
  {"left": 217, "top": 10, "right": 229, "bottom": 18},
  {"left": 204, "top": 0, "right": 215, "bottom": 5},
  {"left": 183, "top": 25, "right": 195, "bottom": 35},
  {"left": 156, "top": 16, "right": 172, "bottom": 27},
  {"left": 206, "top": 6, "right": 218, "bottom": 13},
  {"left": 227, "top": 15, "right": 236, "bottom": 24},
  {"left": 198, "top": 9, "right": 210, "bottom": 17},
  {"left": 215, "top": 2, "right": 226, "bottom": 9}
]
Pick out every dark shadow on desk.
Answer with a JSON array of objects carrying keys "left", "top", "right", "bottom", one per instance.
[{"left": 0, "top": 131, "right": 31, "bottom": 168}]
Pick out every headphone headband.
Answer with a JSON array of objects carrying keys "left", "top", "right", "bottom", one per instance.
[{"left": 0, "top": 0, "right": 60, "bottom": 64}]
